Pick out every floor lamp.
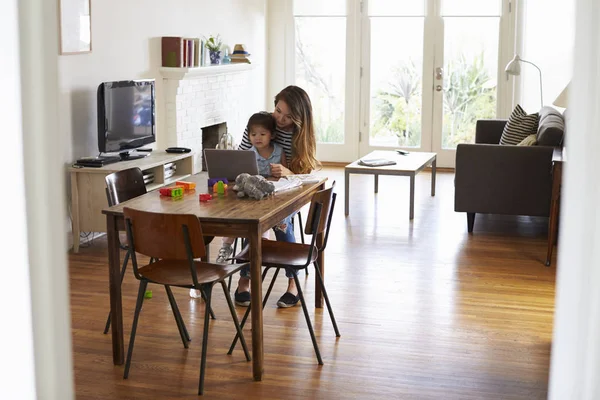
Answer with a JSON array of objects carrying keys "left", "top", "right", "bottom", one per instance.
[{"left": 505, "top": 54, "right": 544, "bottom": 109}]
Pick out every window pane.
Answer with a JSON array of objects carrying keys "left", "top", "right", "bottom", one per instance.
[
  {"left": 295, "top": 17, "right": 346, "bottom": 144},
  {"left": 294, "top": 0, "right": 346, "bottom": 16},
  {"left": 369, "top": 17, "right": 424, "bottom": 148},
  {"left": 369, "top": 0, "right": 425, "bottom": 16},
  {"left": 441, "top": 17, "right": 499, "bottom": 149},
  {"left": 441, "top": 0, "right": 501, "bottom": 16}
]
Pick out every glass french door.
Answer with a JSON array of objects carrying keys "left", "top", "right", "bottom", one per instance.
[{"left": 292, "top": 0, "right": 512, "bottom": 167}]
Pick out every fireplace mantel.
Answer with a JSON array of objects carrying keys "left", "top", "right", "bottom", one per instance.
[{"left": 159, "top": 64, "right": 255, "bottom": 80}]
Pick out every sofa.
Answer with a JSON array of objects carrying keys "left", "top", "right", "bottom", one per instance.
[{"left": 454, "top": 106, "right": 565, "bottom": 232}]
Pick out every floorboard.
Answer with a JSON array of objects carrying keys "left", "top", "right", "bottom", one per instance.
[{"left": 69, "top": 167, "right": 555, "bottom": 399}]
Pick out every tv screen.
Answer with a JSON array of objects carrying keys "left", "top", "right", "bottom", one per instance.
[{"left": 97, "top": 80, "right": 156, "bottom": 154}]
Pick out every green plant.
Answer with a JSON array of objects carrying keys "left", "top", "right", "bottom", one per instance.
[{"left": 204, "top": 34, "right": 222, "bottom": 52}]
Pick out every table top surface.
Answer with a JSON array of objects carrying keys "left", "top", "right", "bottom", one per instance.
[
  {"left": 102, "top": 172, "right": 326, "bottom": 224},
  {"left": 345, "top": 150, "right": 437, "bottom": 172}
]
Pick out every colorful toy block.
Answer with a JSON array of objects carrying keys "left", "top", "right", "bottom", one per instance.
[
  {"left": 159, "top": 186, "right": 184, "bottom": 197},
  {"left": 175, "top": 181, "right": 196, "bottom": 190},
  {"left": 199, "top": 193, "right": 213, "bottom": 202}
]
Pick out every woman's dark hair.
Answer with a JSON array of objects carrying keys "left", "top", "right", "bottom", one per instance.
[
  {"left": 247, "top": 111, "right": 275, "bottom": 134},
  {"left": 274, "top": 86, "right": 320, "bottom": 174}
]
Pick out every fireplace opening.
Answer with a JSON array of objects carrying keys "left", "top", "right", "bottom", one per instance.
[{"left": 201, "top": 122, "right": 227, "bottom": 171}]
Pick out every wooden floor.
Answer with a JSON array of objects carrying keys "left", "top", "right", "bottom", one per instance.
[{"left": 69, "top": 167, "right": 556, "bottom": 399}]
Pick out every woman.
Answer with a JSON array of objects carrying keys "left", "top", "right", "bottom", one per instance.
[{"left": 224, "top": 85, "right": 320, "bottom": 308}]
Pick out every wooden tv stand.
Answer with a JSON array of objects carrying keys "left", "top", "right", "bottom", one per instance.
[{"left": 68, "top": 152, "right": 194, "bottom": 252}]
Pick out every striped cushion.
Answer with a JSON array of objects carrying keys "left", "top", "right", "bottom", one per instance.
[{"left": 499, "top": 105, "right": 540, "bottom": 145}]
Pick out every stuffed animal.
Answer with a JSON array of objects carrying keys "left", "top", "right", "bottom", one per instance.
[{"left": 233, "top": 173, "right": 275, "bottom": 200}]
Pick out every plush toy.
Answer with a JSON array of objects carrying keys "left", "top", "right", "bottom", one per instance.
[{"left": 233, "top": 173, "right": 275, "bottom": 200}]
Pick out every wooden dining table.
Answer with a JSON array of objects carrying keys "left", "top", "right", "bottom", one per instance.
[{"left": 102, "top": 172, "right": 327, "bottom": 381}]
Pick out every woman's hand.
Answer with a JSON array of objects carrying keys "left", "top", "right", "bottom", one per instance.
[{"left": 270, "top": 163, "right": 293, "bottom": 177}]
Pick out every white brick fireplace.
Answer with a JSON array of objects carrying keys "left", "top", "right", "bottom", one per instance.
[{"left": 159, "top": 64, "right": 255, "bottom": 172}]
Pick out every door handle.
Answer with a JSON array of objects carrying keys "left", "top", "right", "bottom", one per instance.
[
  {"left": 435, "top": 67, "right": 443, "bottom": 80},
  {"left": 435, "top": 85, "right": 443, "bottom": 92}
]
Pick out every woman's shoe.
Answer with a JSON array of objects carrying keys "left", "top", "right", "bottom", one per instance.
[
  {"left": 276, "top": 292, "right": 299, "bottom": 308},
  {"left": 234, "top": 289, "right": 251, "bottom": 307}
]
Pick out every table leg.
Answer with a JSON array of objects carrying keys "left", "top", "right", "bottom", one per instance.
[
  {"left": 71, "top": 172, "right": 80, "bottom": 253},
  {"left": 546, "top": 162, "right": 562, "bottom": 266},
  {"left": 374, "top": 174, "right": 379, "bottom": 193},
  {"left": 409, "top": 174, "right": 415, "bottom": 220},
  {"left": 107, "top": 214, "right": 124, "bottom": 365},
  {"left": 344, "top": 169, "right": 350, "bottom": 216},
  {"left": 249, "top": 227, "right": 264, "bottom": 381},
  {"left": 431, "top": 158, "right": 436, "bottom": 197}
]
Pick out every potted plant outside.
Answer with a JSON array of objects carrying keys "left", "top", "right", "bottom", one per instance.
[{"left": 205, "top": 34, "right": 223, "bottom": 65}]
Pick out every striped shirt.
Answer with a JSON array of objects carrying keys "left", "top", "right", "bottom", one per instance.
[{"left": 239, "top": 127, "right": 294, "bottom": 164}]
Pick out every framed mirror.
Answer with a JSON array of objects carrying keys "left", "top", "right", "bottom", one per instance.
[{"left": 59, "top": 0, "right": 92, "bottom": 54}]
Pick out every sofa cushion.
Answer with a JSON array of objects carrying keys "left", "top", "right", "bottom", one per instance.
[
  {"left": 536, "top": 106, "right": 565, "bottom": 146},
  {"left": 500, "top": 105, "right": 540, "bottom": 145},
  {"left": 518, "top": 134, "right": 538, "bottom": 146}
]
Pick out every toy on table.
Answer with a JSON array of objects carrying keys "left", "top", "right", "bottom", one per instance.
[
  {"left": 212, "top": 181, "right": 228, "bottom": 194},
  {"left": 144, "top": 290, "right": 152, "bottom": 299},
  {"left": 199, "top": 193, "right": 213, "bottom": 202},
  {"left": 175, "top": 180, "right": 196, "bottom": 190},
  {"left": 208, "top": 177, "right": 229, "bottom": 188},
  {"left": 159, "top": 186, "right": 184, "bottom": 197},
  {"left": 233, "top": 173, "right": 275, "bottom": 200}
]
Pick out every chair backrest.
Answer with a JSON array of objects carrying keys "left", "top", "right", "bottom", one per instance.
[
  {"left": 304, "top": 182, "right": 337, "bottom": 241},
  {"left": 105, "top": 167, "right": 147, "bottom": 207},
  {"left": 123, "top": 207, "right": 206, "bottom": 261}
]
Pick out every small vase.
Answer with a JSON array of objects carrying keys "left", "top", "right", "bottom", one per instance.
[{"left": 209, "top": 50, "right": 221, "bottom": 65}]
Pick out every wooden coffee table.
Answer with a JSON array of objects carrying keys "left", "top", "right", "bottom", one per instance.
[{"left": 344, "top": 150, "right": 437, "bottom": 219}]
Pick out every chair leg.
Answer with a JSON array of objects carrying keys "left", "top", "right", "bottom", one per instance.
[
  {"left": 297, "top": 212, "right": 305, "bottom": 244},
  {"left": 297, "top": 213, "right": 308, "bottom": 276},
  {"left": 294, "top": 274, "right": 323, "bottom": 365},
  {"left": 199, "top": 287, "right": 216, "bottom": 320},
  {"left": 104, "top": 250, "right": 131, "bottom": 334},
  {"left": 165, "top": 285, "right": 191, "bottom": 348},
  {"left": 198, "top": 284, "right": 213, "bottom": 396},
  {"left": 313, "top": 261, "right": 340, "bottom": 337},
  {"left": 228, "top": 238, "right": 239, "bottom": 291},
  {"left": 227, "top": 268, "right": 277, "bottom": 355},
  {"left": 123, "top": 279, "right": 148, "bottom": 379},
  {"left": 220, "top": 281, "right": 251, "bottom": 361}
]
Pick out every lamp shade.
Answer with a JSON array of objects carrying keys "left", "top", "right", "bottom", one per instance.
[
  {"left": 505, "top": 54, "right": 522, "bottom": 75},
  {"left": 553, "top": 83, "right": 569, "bottom": 108}
]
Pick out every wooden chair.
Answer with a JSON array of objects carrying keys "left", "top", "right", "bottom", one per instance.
[
  {"left": 227, "top": 211, "right": 307, "bottom": 290},
  {"left": 103, "top": 167, "right": 214, "bottom": 334},
  {"left": 228, "top": 183, "right": 340, "bottom": 365},
  {"left": 122, "top": 207, "right": 250, "bottom": 395}
]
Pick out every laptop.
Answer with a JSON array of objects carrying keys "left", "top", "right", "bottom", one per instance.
[{"left": 203, "top": 149, "right": 259, "bottom": 181}]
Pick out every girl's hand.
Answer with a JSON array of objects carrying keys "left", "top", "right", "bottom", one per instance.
[{"left": 270, "top": 163, "right": 292, "bottom": 177}]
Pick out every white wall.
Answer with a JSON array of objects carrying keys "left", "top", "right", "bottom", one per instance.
[
  {"left": 516, "top": 0, "right": 575, "bottom": 112},
  {"left": 548, "top": 0, "right": 600, "bottom": 397},
  {"left": 3, "top": 0, "right": 75, "bottom": 398},
  {"left": 0, "top": 0, "right": 37, "bottom": 398},
  {"left": 59, "top": 0, "right": 268, "bottom": 162}
]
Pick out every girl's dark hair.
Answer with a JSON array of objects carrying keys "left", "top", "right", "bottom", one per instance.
[{"left": 247, "top": 112, "right": 275, "bottom": 133}]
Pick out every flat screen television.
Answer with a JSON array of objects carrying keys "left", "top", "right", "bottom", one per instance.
[{"left": 97, "top": 79, "right": 155, "bottom": 159}]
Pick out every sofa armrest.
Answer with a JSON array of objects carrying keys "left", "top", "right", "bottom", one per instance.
[
  {"left": 455, "top": 144, "right": 554, "bottom": 217},
  {"left": 475, "top": 120, "right": 507, "bottom": 144}
]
